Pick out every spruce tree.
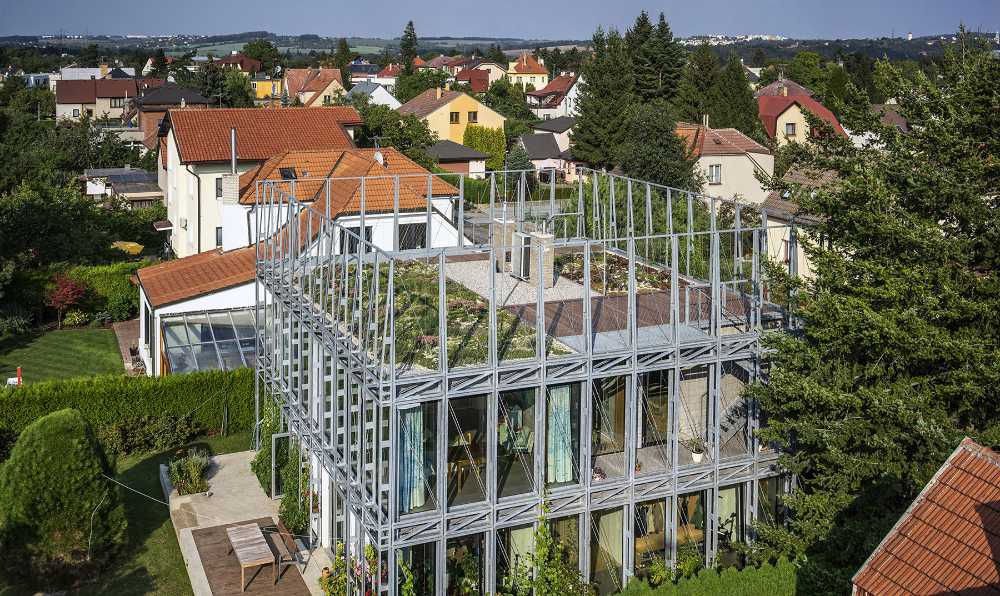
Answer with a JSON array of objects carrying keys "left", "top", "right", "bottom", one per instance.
[
  {"left": 573, "top": 27, "right": 634, "bottom": 169},
  {"left": 672, "top": 43, "right": 721, "bottom": 125},
  {"left": 712, "top": 52, "right": 766, "bottom": 139},
  {"left": 650, "top": 13, "right": 685, "bottom": 101},
  {"left": 400, "top": 21, "right": 418, "bottom": 76},
  {"left": 332, "top": 38, "right": 354, "bottom": 91}
]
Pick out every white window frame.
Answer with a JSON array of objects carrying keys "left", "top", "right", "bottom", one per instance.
[{"left": 708, "top": 164, "right": 722, "bottom": 185}]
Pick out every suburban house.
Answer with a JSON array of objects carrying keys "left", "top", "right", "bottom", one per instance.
[
  {"left": 675, "top": 121, "right": 774, "bottom": 204},
  {"left": 757, "top": 94, "right": 845, "bottom": 146},
  {"left": 455, "top": 68, "right": 490, "bottom": 93},
  {"left": 531, "top": 116, "right": 575, "bottom": 152},
  {"left": 81, "top": 166, "right": 156, "bottom": 201},
  {"left": 420, "top": 55, "right": 452, "bottom": 71},
  {"left": 283, "top": 68, "right": 345, "bottom": 106},
  {"left": 518, "top": 133, "right": 564, "bottom": 180},
  {"left": 468, "top": 60, "right": 508, "bottom": 85},
  {"left": 444, "top": 55, "right": 474, "bottom": 76},
  {"left": 346, "top": 81, "right": 401, "bottom": 109},
  {"left": 216, "top": 52, "right": 261, "bottom": 75},
  {"left": 754, "top": 78, "right": 814, "bottom": 98},
  {"left": 48, "top": 64, "right": 136, "bottom": 92},
  {"left": 397, "top": 88, "right": 505, "bottom": 144},
  {"left": 852, "top": 438, "right": 1000, "bottom": 595},
  {"left": 56, "top": 78, "right": 163, "bottom": 120},
  {"left": 348, "top": 59, "right": 382, "bottom": 85},
  {"left": 761, "top": 166, "right": 839, "bottom": 279},
  {"left": 156, "top": 107, "right": 363, "bottom": 258},
  {"left": 526, "top": 74, "right": 581, "bottom": 119},
  {"left": 507, "top": 53, "right": 549, "bottom": 89},
  {"left": 426, "top": 139, "right": 489, "bottom": 178},
  {"left": 136, "top": 147, "right": 462, "bottom": 376},
  {"left": 123, "top": 84, "right": 213, "bottom": 151},
  {"left": 250, "top": 73, "right": 282, "bottom": 102}
]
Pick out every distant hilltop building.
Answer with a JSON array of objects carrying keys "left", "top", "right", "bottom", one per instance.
[{"left": 907, "top": 32, "right": 913, "bottom": 41}]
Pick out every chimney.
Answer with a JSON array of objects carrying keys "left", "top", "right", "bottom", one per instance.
[
  {"left": 781, "top": 84, "right": 788, "bottom": 97},
  {"left": 702, "top": 113, "right": 709, "bottom": 129},
  {"left": 230, "top": 127, "right": 237, "bottom": 175},
  {"left": 180, "top": 97, "right": 186, "bottom": 108}
]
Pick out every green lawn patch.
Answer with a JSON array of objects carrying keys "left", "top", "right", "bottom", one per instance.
[
  {"left": 0, "top": 328, "right": 123, "bottom": 384},
  {"left": 78, "top": 431, "right": 253, "bottom": 596}
]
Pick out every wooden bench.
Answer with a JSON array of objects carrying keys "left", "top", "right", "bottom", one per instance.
[{"left": 265, "top": 520, "right": 300, "bottom": 580}]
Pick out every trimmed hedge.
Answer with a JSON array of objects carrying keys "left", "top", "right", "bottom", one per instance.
[
  {"left": 463, "top": 124, "right": 506, "bottom": 171},
  {"left": 0, "top": 368, "right": 255, "bottom": 441},
  {"left": 68, "top": 260, "right": 149, "bottom": 322},
  {"left": 620, "top": 558, "right": 798, "bottom": 596}
]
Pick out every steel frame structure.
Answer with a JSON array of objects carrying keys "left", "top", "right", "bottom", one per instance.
[{"left": 253, "top": 167, "right": 796, "bottom": 595}]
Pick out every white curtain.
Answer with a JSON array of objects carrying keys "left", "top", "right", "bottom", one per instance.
[
  {"left": 546, "top": 386, "right": 574, "bottom": 483},
  {"left": 399, "top": 405, "right": 425, "bottom": 512}
]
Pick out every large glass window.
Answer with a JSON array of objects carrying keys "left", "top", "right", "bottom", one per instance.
[
  {"left": 546, "top": 383, "right": 581, "bottom": 487},
  {"left": 591, "top": 376, "right": 627, "bottom": 482},
  {"left": 719, "top": 361, "right": 751, "bottom": 459},
  {"left": 496, "top": 524, "right": 535, "bottom": 592},
  {"left": 399, "top": 222, "right": 428, "bottom": 250},
  {"left": 549, "top": 515, "right": 579, "bottom": 566},
  {"left": 717, "top": 485, "right": 745, "bottom": 568},
  {"left": 637, "top": 370, "right": 671, "bottom": 476},
  {"left": 448, "top": 394, "right": 488, "bottom": 507},
  {"left": 398, "top": 401, "right": 438, "bottom": 515},
  {"left": 397, "top": 542, "right": 435, "bottom": 595},
  {"left": 446, "top": 533, "right": 484, "bottom": 595},
  {"left": 757, "top": 476, "right": 787, "bottom": 527},
  {"left": 634, "top": 499, "right": 667, "bottom": 580},
  {"left": 678, "top": 366, "right": 710, "bottom": 465},
  {"left": 498, "top": 388, "right": 536, "bottom": 498},
  {"left": 676, "top": 491, "right": 707, "bottom": 560},
  {"left": 590, "top": 508, "right": 624, "bottom": 594}
]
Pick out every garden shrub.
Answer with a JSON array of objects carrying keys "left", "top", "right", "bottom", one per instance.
[
  {"left": 168, "top": 447, "right": 210, "bottom": 495},
  {"left": 618, "top": 557, "right": 798, "bottom": 596},
  {"left": 0, "top": 368, "right": 254, "bottom": 456},
  {"left": 278, "top": 443, "right": 310, "bottom": 535},
  {"left": 462, "top": 124, "right": 506, "bottom": 170},
  {"left": 0, "top": 408, "right": 127, "bottom": 588},
  {"left": 96, "top": 414, "right": 201, "bottom": 458},
  {"left": 251, "top": 396, "right": 282, "bottom": 494},
  {"left": 68, "top": 261, "right": 148, "bottom": 322},
  {"left": 62, "top": 309, "right": 90, "bottom": 327}
]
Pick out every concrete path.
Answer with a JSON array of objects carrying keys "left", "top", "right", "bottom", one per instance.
[{"left": 112, "top": 318, "right": 140, "bottom": 374}]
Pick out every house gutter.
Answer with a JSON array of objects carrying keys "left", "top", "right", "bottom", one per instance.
[{"left": 184, "top": 164, "right": 202, "bottom": 253}]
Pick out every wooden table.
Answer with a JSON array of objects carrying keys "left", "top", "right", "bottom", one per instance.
[{"left": 226, "top": 523, "right": 275, "bottom": 592}]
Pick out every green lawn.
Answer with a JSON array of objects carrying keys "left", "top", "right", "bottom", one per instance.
[
  {"left": 0, "top": 328, "right": 123, "bottom": 384},
  {"left": 79, "top": 431, "right": 254, "bottom": 596}
]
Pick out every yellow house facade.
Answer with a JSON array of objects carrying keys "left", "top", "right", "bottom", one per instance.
[
  {"left": 507, "top": 53, "right": 549, "bottom": 90},
  {"left": 398, "top": 89, "right": 505, "bottom": 144},
  {"left": 251, "top": 77, "right": 283, "bottom": 100}
]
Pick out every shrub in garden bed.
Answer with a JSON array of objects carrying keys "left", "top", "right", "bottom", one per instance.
[
  {"left": 168, "top": 447, "right": 210, "bottom": 495},
  {"left": 0, "top": 408, "right": 127, "bottom": 588}
]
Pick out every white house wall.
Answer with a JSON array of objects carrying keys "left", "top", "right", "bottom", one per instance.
[{"left": 699, "top": 153, "right": 774, "bottom": 205}]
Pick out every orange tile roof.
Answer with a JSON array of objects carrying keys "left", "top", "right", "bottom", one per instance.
[
  {"left": 757, "top": 95, "right": 845, "bottom": 139},
  {"left": 397, "top": 88, "right": 464, "bottom": 119},
  {"left": 675, "top": 122, "right": 771, "bottom": 157},
  {"left": 853, "top": 438, "right": 1000, "bottom": 596},
  {"left": 137, "top": 247, "right": 256, "bottom": 308},
  {"left": 166, "top": 107, "right": 362, "bottom": 164},
  {"left": 140, "top": 148, "right": 457, "bottom": 308},
  {"left": 285, "top": 68, "right": 344, "bottom": 105},
  {"left": 510, "top": 53, "right": 547, "bottom": 75}
]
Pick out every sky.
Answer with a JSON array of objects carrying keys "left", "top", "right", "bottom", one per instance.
[{"left": 1, "top": 0, "right": 997, "bottom": 40}]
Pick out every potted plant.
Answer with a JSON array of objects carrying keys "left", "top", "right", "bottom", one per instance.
[
  {"left": 682, "top": 436, "right": 707, "bottom": 464},
  {"left": 592, "top": 466, "right": 607, "bottom": 481}
]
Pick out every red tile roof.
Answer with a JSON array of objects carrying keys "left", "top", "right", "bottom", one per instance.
[
  {"left": 166, "top": 107, "right": 362, "bottom": 164},
  {"left": 137, "top": 246, "right": 256, "bottom": 308},
  {"left": 757, "top": 95, "right": 846, "bottom": 139},
  {"left": 510, "top": 53, "right": 547, "bottom": 75},
  {"left": 455, "top": 69, "right": 489, "bottom": 93},
  {"left": 56, "top": 78, "right": 162, "bottom": 104},
  {"left": 397, "top": 88, "right": 464, "bottom": 119},
  {"left": 140, "top": 148, "right": 456, "bottom": 308},
  {"left": 526, "top": 74, "right": 575, "bottom": 98},
  {"left": 377, "top": 58, "right": 424, "bottom": 78},
  {"left": 853, "top": 438, "right": 1000, "bottom": 596},
  {"left": 675, "top": 123, "right": 771, "bottom": 157},
  {"left": 284, "top": 68, "right": 344, "bottom": 104},
  {"left": 754, "top": 78, "right": 815, "bottom": 98},
  {"left": 217, "top": 53, "right": 262, "bottom": 73}
]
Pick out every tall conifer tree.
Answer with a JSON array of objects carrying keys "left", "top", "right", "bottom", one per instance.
[{"left": 573, "top": 27, "right": 634, "bottom": 168}]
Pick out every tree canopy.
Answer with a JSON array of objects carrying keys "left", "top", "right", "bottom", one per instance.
[
  {"left": 749, "top": 32, "right": 1000, "bottom": 594},
  {"left": 400, "top": 21, "right": 418, "bottom": 76},
  {"left": 242, "top": 39, "right": 281, "bottom": 74}
]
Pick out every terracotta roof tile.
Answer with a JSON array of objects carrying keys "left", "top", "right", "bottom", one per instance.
[
  {"left": 754, "top": 78, "right": 814, "bottom": 98},
  {"left": 284, "top": 68, "right": 344, "bottom": 105},
  {"left": 56, "top": 78, "right": 160, "bottom": 104},
  {"left": 757, "top": 95, "right": 846, "bottom": 139},
  {"left": 397, "top": 88, "right": 463, "bottom": 119},
  {"left": 526, "top": 74, "right": 576, "bottom": 98},
  {"left": 455, "top": 69, "right": 489, "bottom": 93},
  {"left": 166, "top": 107, "right": 362, "bottom": 164},
  {"left": 509, "top": 53, "right": 547, "bottom": 75},
  {"left": 853, "top": 438, "right": 1000, "bottom": 595},
  {"left": 675, "top": 122, "right": 771, "bottom": 157},
  {"left": 141, "top": 148, "right": 457, "bottom": 308}
]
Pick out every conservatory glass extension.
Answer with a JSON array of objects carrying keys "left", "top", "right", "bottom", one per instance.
[{"left": 253, "top": 167, "right": 795, "bottom": 594}]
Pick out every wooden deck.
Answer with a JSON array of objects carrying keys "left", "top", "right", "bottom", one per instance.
[{"left": 191, "top": 518, "right": 310, "bottom": 595}]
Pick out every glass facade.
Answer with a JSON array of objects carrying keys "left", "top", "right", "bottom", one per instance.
[
  {"left": 448, "top": 394, "right": 488, "bottom": 507},
  {"left": 161, "top": 308, "right": 256, "bottom": 373},
  {"left": 546, "top": 383, "right": 581, "bottom": 488},
  {"left": 498, "top": 388, "right": 537, "bottom": 499},
  {"left": 398, "top": 401, "right": 438, "bottom": 515}
]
